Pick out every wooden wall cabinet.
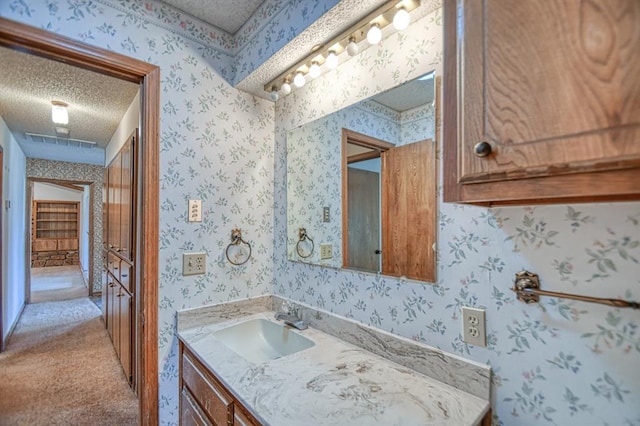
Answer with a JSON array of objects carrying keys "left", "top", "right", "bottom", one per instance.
[
  {"left": 179, "top": 344, "right": 261, "bottom": 426},
  {"left": 443, "top": 0, "right": 640, "bottom": 205},
  {"left": 103, "top": 130, "right": 137, "bottom": 388}
]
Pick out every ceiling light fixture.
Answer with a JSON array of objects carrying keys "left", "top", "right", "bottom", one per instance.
[
  {"left": 51, "top": 101, "right": 69, "bottom": 125},
  {"left": 264, "top": 0, "right": 420, "bottom": 98},
  {"left": 269, "top": 86, "right": 279, "bottom": 102},
  {"left": 393, "top": 7, "right": 411, "bottom": 30},
  {"left": 293, "top": 72, "right": 306, "bottom": 88},
  {"left": 366, "top": 23, "right": 382, "bottom": 45},
  {"left": 280, "top": 79, "right": 292, "bottom": 95},
  {"left": 325, "top": 51, "right": 338, "bottom": 69},
  {"left": 308, "top": 61, "right": 322, "bottom": 79},
  {"left": 346, "top": 36, "right": 359, "bottom": 57}
]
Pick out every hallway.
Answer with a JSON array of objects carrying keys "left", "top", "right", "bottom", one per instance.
[
  {"left": 30, "top": 265, "right": 87, "bottom": 303},
  {"left": 0, "top": 274, "right": 138, "bottom": 424}
]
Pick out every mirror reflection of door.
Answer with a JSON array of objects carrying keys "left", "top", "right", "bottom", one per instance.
[
  {"left": 342, "top": 131, "right": 393, "bottom": 273},
  {"left": 347, "top": 145, "right": 382, "bottom": 272},
  {"left": 342, "top": 129, "right": 435, "bottom": 281}
]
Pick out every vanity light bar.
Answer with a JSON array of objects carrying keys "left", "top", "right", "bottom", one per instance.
[{"left": 264, "top": 0, "right": 420, "bottom": 98}]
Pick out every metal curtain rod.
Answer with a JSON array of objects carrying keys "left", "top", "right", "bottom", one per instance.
[{"left": 512, "top": 270, "right": 640, "bottom": 310}]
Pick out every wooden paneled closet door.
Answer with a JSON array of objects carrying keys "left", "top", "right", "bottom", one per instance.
[{"left": 381, "top": 140, "right": 436, "bottom": 282}]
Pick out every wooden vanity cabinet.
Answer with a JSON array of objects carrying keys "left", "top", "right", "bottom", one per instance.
[
  {"left": 443, "top": 0, "right": 640, "bottom": 205},
  {"left": 179, "top": 344, "right": 261, "bottom": 426}
]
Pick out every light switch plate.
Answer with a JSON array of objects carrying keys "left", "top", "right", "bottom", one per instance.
[
  {"left": 323, "top": 207, "right": 330, "bottom": 222},
  {"left": 188, "top": 199, "right": 202, "bottom": 222},
  {"left": 183, "top": 252, "right": 206, "bottom": 275}
]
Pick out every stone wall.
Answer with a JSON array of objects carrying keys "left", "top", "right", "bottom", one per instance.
[{"left": 31, "top": 250, "right": 79, "bottom": 267}]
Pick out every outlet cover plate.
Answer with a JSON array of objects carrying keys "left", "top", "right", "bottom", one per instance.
[
  {"left": 183, "top": 252, "right": 206, "bottom": 275},
  {"left": 320, "top": 243, "right": 332, "bottom": 259},
  {"left": 461, "top": 307, "right": 486, "bottom": 347}
]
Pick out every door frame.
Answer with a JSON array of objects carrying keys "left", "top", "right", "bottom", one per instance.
[
  {"left": 341, "top": 129, "right": 394, "bottom": 269},
  {"left": 0, "top": 18, "right": 160, "bottom": 424},
  {"left": 27, "top": 177, "right": 95, "bottom": 300}
]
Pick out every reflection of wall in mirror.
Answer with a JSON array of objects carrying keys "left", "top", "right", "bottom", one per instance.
[{"left": 287, "top": 98, "right": 435, "bottom": 267}]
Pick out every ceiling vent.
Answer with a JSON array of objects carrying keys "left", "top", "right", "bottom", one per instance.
[{"left": 25, "top": 132, "right": 98, "bottom": 149}]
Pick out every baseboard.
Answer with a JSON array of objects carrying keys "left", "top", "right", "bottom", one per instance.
[{"left": 3, "top": 301, "right": 25, "bottom": 349}]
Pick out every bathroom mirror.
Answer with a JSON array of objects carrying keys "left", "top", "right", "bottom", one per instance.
[{"left": 286, "top": 72, "right": 437, "bottom": 282}]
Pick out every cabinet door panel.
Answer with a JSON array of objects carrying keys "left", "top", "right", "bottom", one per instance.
[
  {"left": 459, "top": 0, "right": 640, "bottom": 184},
  {"left": 119, "top": 287, "right": 132, "bottom": 384},
  {"left": 120, "top": 135, "right": 134, "bottom": 260}
]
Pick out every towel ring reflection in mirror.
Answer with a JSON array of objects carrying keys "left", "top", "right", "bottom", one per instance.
[
  {"left": 296, "top": 227, "right": 314, "bottom": 258},
  {"left": 225, "top": 228, "right": 252, "bottom": 266}
]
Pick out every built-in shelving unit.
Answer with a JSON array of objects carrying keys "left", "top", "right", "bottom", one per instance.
[{"left": 31, "top": 201, "right": 80, "bottom": 254}]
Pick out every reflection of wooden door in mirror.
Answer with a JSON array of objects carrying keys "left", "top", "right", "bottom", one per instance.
[
  {"left": 347, "top": 167, "right": 380, "bottom": 272},
  {"left": 382, "top": 139, "right": 436, "bottom": 282}
]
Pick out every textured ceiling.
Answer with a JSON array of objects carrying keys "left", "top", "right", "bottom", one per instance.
[
  {"left": 372, "top": 74, "right": 434, "bottom": 112},
  {"left": 159, "top": 0, "right": 266, "bottom": 34},
  {"left": 0, "top": 46, "right": 139, "bottom": 164}
]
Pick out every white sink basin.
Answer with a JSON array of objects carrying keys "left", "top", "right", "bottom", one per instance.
[{"left": 213, "top": 318, "right": 315, "bottom": 363}]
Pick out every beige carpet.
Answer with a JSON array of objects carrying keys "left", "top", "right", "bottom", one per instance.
[
  {"left": 31, "top": 265, "right": 87, "bottom": 303},
  {"left": 0, "top": 298, "right": 138, "bottom": 425}
]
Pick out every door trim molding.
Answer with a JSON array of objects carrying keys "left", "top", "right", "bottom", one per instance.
[{"left": 0, "top": 18, "right": 160, "bottom": 424}]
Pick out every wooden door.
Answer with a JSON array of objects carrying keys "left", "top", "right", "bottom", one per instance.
[
  {"left": 381, "top": 140, "right": 436, "bottom": 282},
  {"left": 346, "top": 167, "right": 380, "bottom": 272}
]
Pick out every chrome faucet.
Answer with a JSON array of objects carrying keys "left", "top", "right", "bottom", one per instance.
[{"left": 274, "top": 302, "right": 308, "bottom": 330}]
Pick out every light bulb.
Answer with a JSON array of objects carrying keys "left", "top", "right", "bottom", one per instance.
[
  {"left": 268, "top": 86, "right": 279, "bottom": 102},
  {"left": 325, "top": 51, "right": 338, "bottom": 69},
  {"left": 393, "top": 7, "right": 411, "bottom": 30},
  {"left": 367, "top": 24, "right": 382, "bottom": 45},
  {"left": 293, "top": 72, "right": 305, "bottom": 88},
  {"left": 346, "top": 36, "right": 359, "bottom": 56},
  {"left": 280, "top": 80, "right": 292, "bottom": 95},
  {"left": 51, "top": 101, "right": 69, "bottom": 125},
  {"left": 308, "top": 62, "right": 321, "bottom": 79}
]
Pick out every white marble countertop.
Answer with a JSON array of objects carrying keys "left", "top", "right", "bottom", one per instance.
[{"left": 178, "top": 307, "right": 490, "bottom": 426}]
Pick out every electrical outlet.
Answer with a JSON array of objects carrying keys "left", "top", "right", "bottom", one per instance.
[
  {"left": 320, "top": 243, "right": 332, "bottom": 259},
  {"left": 183, "top": 252, "right": 206, "bottom": 275},
  {"left": 323, "top": 207, "right": 330, "bottom": 222},
  {"left": 461, "top": 307, "right": 486, "bottom": 347}
]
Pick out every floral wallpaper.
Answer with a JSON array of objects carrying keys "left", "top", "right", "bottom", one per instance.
[
  {"left": 286, "top": 99, "right": 434, "bottom": 268},
  {"left": 275, "top": 6, "right": 640, "bottom": 426},
  {"left": 27, "top": 159, "right": 104, "bottom": 294},
  {"left": 2, "top": 1, "right": 276, "bottom": 424},
  {"left": 4, "top": 1, "right": 640, "bottom": 425}
]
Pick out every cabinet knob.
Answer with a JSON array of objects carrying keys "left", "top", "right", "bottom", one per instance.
[{"left": 474, "top": 141, "right": 492, "bottom": 157}]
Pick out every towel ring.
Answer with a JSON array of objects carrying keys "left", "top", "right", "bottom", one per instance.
[
  {"left": 296, "top": 228, "right": 314, "bottom": 258},
  {"left": 225, "top": 228, "right": 252, "bottom": 266}
]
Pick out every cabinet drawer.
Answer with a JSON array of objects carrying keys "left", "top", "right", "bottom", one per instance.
[
  {"left": 181, "top": 387, "right": 213, "bottom": 426},
  {"left": 182, "top": 352, "right": 233, "bottom": 426},
  {"left": 120, "top": 262, "right": 133, "bottom": 293}
]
